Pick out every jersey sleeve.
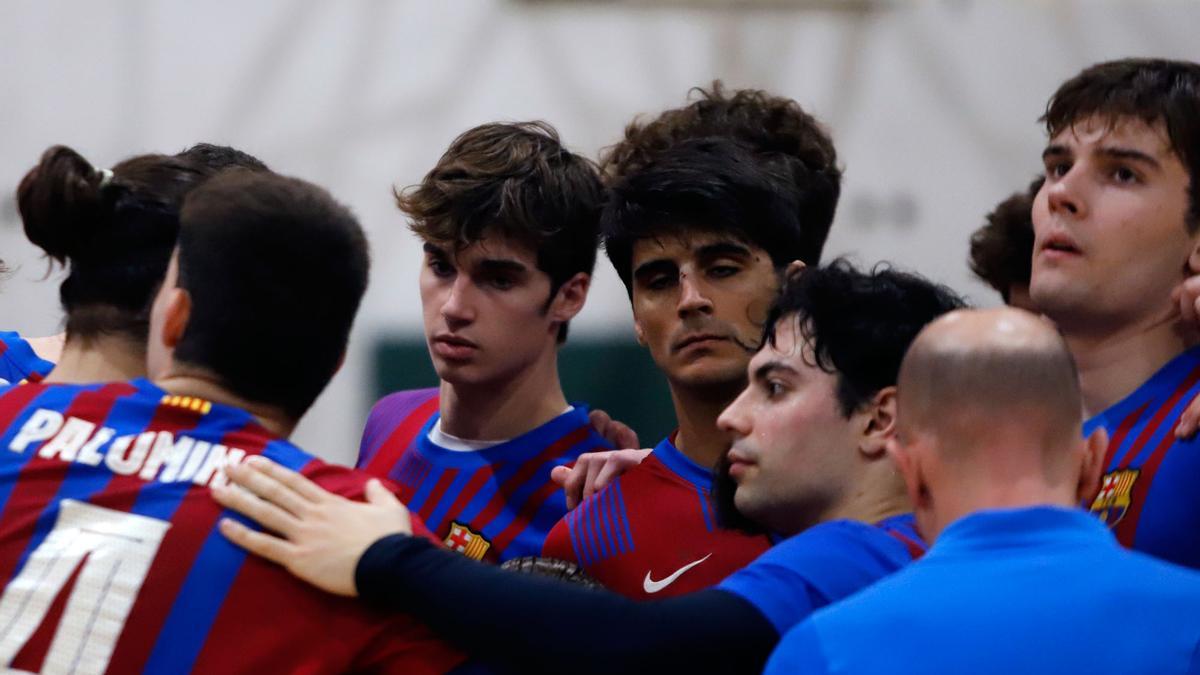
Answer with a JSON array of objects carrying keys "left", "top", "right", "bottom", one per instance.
[
  {"left": 716, "top": 520, "right": 912, "bottom": 635},
  {"left": 762, "top": 620, "right": 832, "bottom": 675}
]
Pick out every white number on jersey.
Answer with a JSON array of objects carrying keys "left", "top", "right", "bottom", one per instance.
[{"left": 0, "top": 499, "right": 171, "bottom": 674}]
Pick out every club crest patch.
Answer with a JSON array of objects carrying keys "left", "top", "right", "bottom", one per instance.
[
  {"left": 1089, "top": 468, "right": 1139, "bottom": 527},
  {"left": 445, "top": 521, "right": 491, "bottom": 561}
]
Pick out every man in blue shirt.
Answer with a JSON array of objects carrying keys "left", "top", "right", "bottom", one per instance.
[{"left": 767, "top": 307, "right": 1200, "bottom": 675}]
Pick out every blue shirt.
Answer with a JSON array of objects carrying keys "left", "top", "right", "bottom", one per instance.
[
  {"left": 717, "top": 513, "right": 924, "bottom": 635},
  {"left": 1084, "top": 346, "right": 1200, "bottom": 568},
  {"left": 0, "top": 331, "right": 55, "bottom": 385},
  {"left": 767, "top": 507, "right": 1200, "bottom": 675}
]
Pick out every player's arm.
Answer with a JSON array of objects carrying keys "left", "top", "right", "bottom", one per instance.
[{"left": 213, "top": 457, "right": 777, "bottom": 675}]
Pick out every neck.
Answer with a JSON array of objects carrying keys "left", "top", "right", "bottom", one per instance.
[
  {"left": 667, "top": 378, "right": 742, "bottom": 470},
  {"left": 1062, "top": 314, "right": 1190, "bottom": 415},
  {"left": 44, "top": 334, "right": 146, "bottom": 384},
  {"left": 439, "top": 350, "right": 568, "bottom": 441},
  {"left": 931, "top": 479, "right": 1076, "bottom": 540},
  {"left": 27, "top": 332, "right": 66, "bottom": 363},
  {"left": 819, "top": 461, "right": 910, "bottom": 533},
  {"left": 155, "top": 371, "right": 296, "bottom": 438}
]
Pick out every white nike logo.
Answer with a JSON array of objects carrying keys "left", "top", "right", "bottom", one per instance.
[{"left": 642, "top": 553, "right": 713, "bottom": 594}]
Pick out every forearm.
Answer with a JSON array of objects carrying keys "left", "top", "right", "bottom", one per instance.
[{"left": 356, "top": 534, "right": 778, "bottom": 674}]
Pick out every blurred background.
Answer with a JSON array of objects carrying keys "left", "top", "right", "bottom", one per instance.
[{"left": 1, "top": 0, "right": 1196, "bottom": 464}]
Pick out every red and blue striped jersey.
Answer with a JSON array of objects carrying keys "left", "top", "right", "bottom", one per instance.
[
  {"left": 0, "top": 379, "right": 463, "bottom": 674},
  {"left": 1084, "top": 346, "right": 1200, "bottom": 569},
  {"left": 357, "top": 388, "right": 611, "bottom": 563},
  {"left": 0, "top": 332, "right": 55, "bottom": 385},
  {"left": 541, "top": 436, "right": 773, "bottom": 599}
]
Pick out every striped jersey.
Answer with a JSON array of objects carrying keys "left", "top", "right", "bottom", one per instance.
[
  {"left": 0, "top": 332, "right": 55, "bottom": 385},
  {"left": 0, "top": 379, "right": 463, "bottom": 674},
  {"left": 1083, "top": 345, "right": 1200, "bottom": 568},
  {"left": 541, "top": 435, "right": 773, "bottom": 599},
  {"left": 357, "top": 388, "right": 610, "bottom": 563}
]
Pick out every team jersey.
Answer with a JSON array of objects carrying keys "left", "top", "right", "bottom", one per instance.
[
  {"left": 717, "top": 513, "right": 925, "bottom": 635},
  {"left": 1083, "top": 346, "right": 1200, "bottom": 568},
  {"left": 0, "top": 379, "right": 463, "bottom": 675},
  {"left": 358, "top": 388, "right": 610, "bottom": 563},
  {"left": 541, "top": 435, "right": 773, "bottom": 599},
  {"left": 0, "top": 332, "right": 55, "bottom": 385}
]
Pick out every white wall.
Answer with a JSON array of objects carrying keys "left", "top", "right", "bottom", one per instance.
[{"left": 2, "top": 0, "right": 1197, "bottom": 463}]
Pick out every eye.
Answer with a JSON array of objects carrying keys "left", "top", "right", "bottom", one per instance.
[
  {"left": 646, "top": 274, "right": 676, "bottom": 291},
  {"left": 1112, "top": 166, "right": 1139, "bottom": 184},
  {"left": 1046, "top": 161, "right": 1071, "bottom": 179},
  {"left": 764, "top": 379, "right": 786, "bottom": 399},
  {"left": 428, "top": 258, "right": 454, "bottom": 278},
  {"left": 489, "top": 275, "right": 515, "bottom": 291},
  {"left": 709, "top": 265, "right": 741, "bottom": 279}
]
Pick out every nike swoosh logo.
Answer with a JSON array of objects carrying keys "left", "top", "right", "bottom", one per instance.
[{"left": 642, "top": 553, "right": 713, "bottom": 594}]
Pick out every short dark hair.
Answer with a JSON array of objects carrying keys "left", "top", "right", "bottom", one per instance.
[
  {"left": 602, "top": 137, "right": 804, "bottom": 294},
  {"left": 396, "top": 121, "right": 604, "bottom": 342},
  {"left": 714, "top": 259, "right": 966, "bottom": 532},
  {"left": 602, "top": 82, "right": 842, "bottom": 262},
  {"left": 1043, "top": 58, "right": 1200, "bottom": 232},
  {"left": 176, "top": 143, "right": 270, "bottom": 173},
  {"left": 17, "top": 145, "right": 214, "bottom": 343},
  {"left": 968, "top": 176, "right": 1042, "bottom": 302},
  {"left": 173, "top": 171, "right": 369, "bottom": 419}
]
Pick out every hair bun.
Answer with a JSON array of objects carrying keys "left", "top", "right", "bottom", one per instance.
[{"left": 17, "top": 145, "right": 108, "bottom": 263}]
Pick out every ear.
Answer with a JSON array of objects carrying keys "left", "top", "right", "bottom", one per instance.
[
  {"left": 332, "top": 350, "right": 347, "bottom": 377},
  {"left": 1076, "top": 426, "right": 1109, "bottom": 505},
  {"left": 161, "top": 288, "right": 192, "bottom": 350},
  {"left": 633, "top": 315, "right": 647, "bottom": 347},
  {"left": 549, "top": 272, "right": 591, "bottom": 324},
  {"left": 784, "top": 259, "right": 806, "bottom": 280},
  {"left": 858, "top": 386, "right": 898, "bottom": 460},
  {"left": 1188, "top": 236, "right": 1200, "bottom": 276}
]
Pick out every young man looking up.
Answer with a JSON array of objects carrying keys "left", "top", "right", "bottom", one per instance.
[
  {"left": 1030, "top": 58, "right": 1200, "bottom": 568},
  {"left": 356, "top": 122, "right": 611, "bottom": 563}
]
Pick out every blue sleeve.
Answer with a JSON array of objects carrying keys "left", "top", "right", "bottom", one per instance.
[
  {"left": 763, "top": 620, "right": 832, "bottom": 675},
  {"left": 717, "top": 519, "right": 912, "bottom": 635}
]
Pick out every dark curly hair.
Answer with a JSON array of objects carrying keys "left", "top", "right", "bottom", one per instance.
[
  {"left": 601, "top": 137, "right": 802, "bottom": 295},
  {"left": 968, "top": 176, "right": 1042, "bottom": 302},
  {"left": 176, "top": 143, "right": 270, "bottom": 173},
  {"left": 1043, "top": 58, "right": 1200, "bottom": 232},
  {"left": 602, "top": 82, "right": 842, "bottom": 263},
  {"left": 714, "top": 259, "right": 966, "bottom": 532},
  {"left": 396, "top": 121, "right": 604, "bottom": 342}
]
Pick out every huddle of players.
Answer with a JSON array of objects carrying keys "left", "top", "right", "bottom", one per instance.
[{"left": 0, "top": 56, "right": 1198, "bottom": 673}]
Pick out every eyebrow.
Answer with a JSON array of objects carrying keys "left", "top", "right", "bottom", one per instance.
[
  {"left": 423, "top": 242, "right": 448, "bottom": 257},
  {"left": 478, "top": 258, "right": 529, "bottom": 275},
  {"left": 696, "top": 242, "right": 754, "bottom": 260},
  {"left": 1041, "top": 144, "right": 1161, "bottom": 169},
  {"left": 753, "top": 360, "right": 798, "bottom": 381}
]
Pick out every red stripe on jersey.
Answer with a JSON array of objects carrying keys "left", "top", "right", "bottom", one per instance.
[
  {"left": 0, "top": 383, "right": 132, "bottom": 584},
  {"left": 887, "top": 530, "right": 926, "bottom": 560},
  {"left": 489, "top": 479, "right": 560, "bottom": 553},
  {"left": 417, "top": 468, "right": 459, "bottom": 524},
  {"left": 429, "top": 468, "right": 494, "bottom": 535},
  {"left": 0, "top": 384, "right": 47, "bottom": 434},
  {"left": 1112, "top": 364, "right": 1200, "bottom": 547},
  {"left": 1106, "top": 401, "right": 1152, "bottom": 470},
  {"left": 105, "top": 420, "right": 271, "bottom": 674},
  {"left": 472, "top": 425, "right": 590, "bottom": 531},
  {"left": 363, "top": 396, "right": 439, "bottom": 478}
]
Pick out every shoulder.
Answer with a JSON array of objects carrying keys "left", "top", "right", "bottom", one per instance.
[
  {"left": 366, "top": 388, "right": 440, "bottom": 425},
  {"left": 764, "top": 620, "right": 833, "bottom": 675}
]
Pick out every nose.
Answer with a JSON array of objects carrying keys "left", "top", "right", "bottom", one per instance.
[
  {"left": 717, "top": 388, "right": 752, "bottom": 438},
  {"left": 1045, "top": 168, "right": 1086, "bottom": 219},
  {"left": 677, "top": 273, "right": 714, "bottom": 318},
  {"left": 441, "top": 276, "right": 476, "bottom": 328}
]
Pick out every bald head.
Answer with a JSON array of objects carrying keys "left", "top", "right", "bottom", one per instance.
[{"left": 898, "top": 307, "right": 1082, "bottom": 456}]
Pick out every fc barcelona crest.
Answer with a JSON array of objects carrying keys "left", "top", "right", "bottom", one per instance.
[
  {"left": 445, "top": 521, "right": 491, "bottom": 561},
  {"left": 1089, "top": 468, "right": 1139, "bottom": 527}
]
